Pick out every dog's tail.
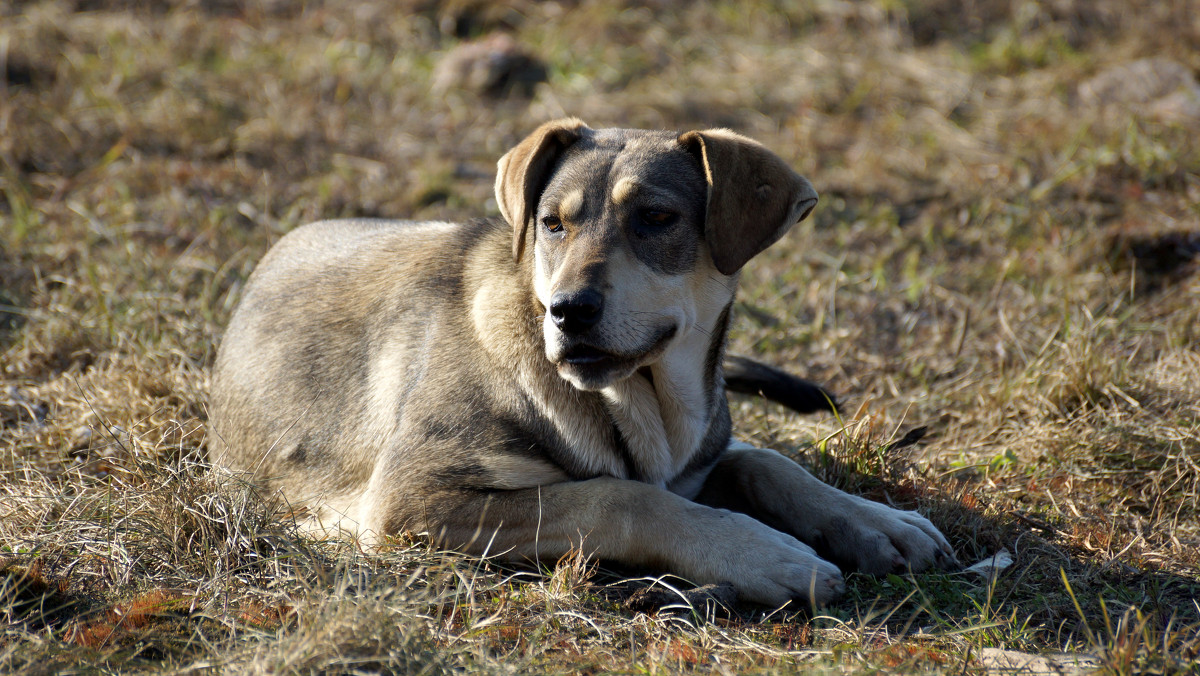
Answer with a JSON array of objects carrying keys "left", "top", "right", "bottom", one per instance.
[{"left": 723, "top": 355, "right": 839, "bottom": 415}]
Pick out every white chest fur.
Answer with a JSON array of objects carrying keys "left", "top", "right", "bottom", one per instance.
[{"left": 600, "top": 312, "right": 722, "bottom": 487}]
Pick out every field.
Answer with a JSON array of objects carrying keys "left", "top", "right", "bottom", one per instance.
[{"left": 2, "top": 0, "right": 1199, "bottom": 672}]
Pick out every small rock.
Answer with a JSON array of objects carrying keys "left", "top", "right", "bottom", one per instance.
[
  {"left": 1078, "top": 58, "right": 1200, "bottom": 122},
  {"left": 1148, "top": 89, "right": 1200, "bottom": 123},
  {"left": 432, "top": 33, "right": 548, "bottom": 99},
  {"left": 978, "top": 648, "right": 1100, "bottom": 675}
]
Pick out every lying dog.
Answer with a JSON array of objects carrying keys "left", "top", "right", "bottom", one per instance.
[{"left": 209, "top": 119, "right": 957, "bottom": 606}]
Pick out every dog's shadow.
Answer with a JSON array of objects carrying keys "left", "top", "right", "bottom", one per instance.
[{"left": 728, "top": 411, "right": 1198, "bottom": 650}]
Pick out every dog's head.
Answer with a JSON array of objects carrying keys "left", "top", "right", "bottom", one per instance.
[{"left": 496, "top": 119, "right": 817, "bottom": 391}]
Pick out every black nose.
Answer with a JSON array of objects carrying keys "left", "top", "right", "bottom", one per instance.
[{"left": 550, "top": 289, "right": 604, "bottom": 334}]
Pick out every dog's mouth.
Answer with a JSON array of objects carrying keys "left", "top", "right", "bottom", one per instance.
[
  {"left": 553, "top": 325, "right": 677, "bottom": 389},
  {"left": 562, "top": 345, "right": 616, "bottom": 366}
]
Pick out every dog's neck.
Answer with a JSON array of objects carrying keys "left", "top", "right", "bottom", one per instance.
[{"left": 599, "top": 297, "right": 733, "bottom": 487}]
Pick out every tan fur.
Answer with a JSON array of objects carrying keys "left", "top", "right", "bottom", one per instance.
[
  {"left": 558, "top": 188, "right": 585, "bottom": 222},
  {"left": 209, "top": 120, "right": 957, "bottom": 608},
  {"left": 611, "top": 176, "right": 639, "bottom": 204}
]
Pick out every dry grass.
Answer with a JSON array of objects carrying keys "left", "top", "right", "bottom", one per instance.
[{"left": 2, "top": 0, "right": 1199, "bottom": 672}]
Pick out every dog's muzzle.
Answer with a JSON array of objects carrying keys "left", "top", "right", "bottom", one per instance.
[
  {"left": 549, "top": 289, "right": 604, "bottom": 335},
  {"left": 550, "top": 324, "right": 678, "bottom": 390}
]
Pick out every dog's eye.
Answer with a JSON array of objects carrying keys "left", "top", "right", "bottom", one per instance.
[
  {"left": 639, "top": 210, "right": 677, "bottom": 228},
  {"left": 542, "top": 215, "right": 563, "bottom": 233}
]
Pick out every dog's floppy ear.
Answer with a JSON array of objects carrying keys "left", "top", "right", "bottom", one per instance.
[
  {"left": 496, "top": 118, "right": 590, "bottom": 262},
  {"left": 678, "top": 129, "right": 818, "bottom": 276}
]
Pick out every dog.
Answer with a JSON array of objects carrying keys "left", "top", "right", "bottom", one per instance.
[{"left": 209, "top": 119, "right": 957, "bottom": 607}]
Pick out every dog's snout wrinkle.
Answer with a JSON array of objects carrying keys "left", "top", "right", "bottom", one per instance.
[{"left": 550, "top": 288, "right": 605, "bottom": 334}]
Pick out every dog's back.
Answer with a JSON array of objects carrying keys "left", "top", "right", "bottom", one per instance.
[{"left": 210, "top": 218, "right": 506, "bottom": 520}]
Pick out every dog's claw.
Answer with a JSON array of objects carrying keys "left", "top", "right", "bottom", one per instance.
[
  {"left": 827, "top": 574, "right": 847, "bottom": 598},
  {"left": 937, "top": 549, "right": 963, "bottom": 572}
]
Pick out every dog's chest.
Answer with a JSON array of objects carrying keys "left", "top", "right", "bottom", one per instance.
[
  {"left": 527, "top": 375, "right": 711, "bottom": 487},
  {"left": 600, "top": 359, "right": 711, "bottom": 487}
]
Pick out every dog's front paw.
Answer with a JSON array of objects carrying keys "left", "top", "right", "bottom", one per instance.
[
  {"left": 698, "top": 512, "right": 845, "bottom": 607},
  {"left": 818, "top": 497, "right": 958, "bottom": 575}
]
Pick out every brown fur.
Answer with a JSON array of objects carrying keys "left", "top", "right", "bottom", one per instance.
[{"left": 209, "top": 120, "right": 956, "bottom": 607}]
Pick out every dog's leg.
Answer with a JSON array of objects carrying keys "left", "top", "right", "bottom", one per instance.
[
  {"left": 693, "top": 443, "right": 958, "bottom": 574},
  {"left": 408, "top": 477, "right": 845, "bottom": 607},
  {"left": 723, "top": 355, "right": 839, "bottom": 414}
]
